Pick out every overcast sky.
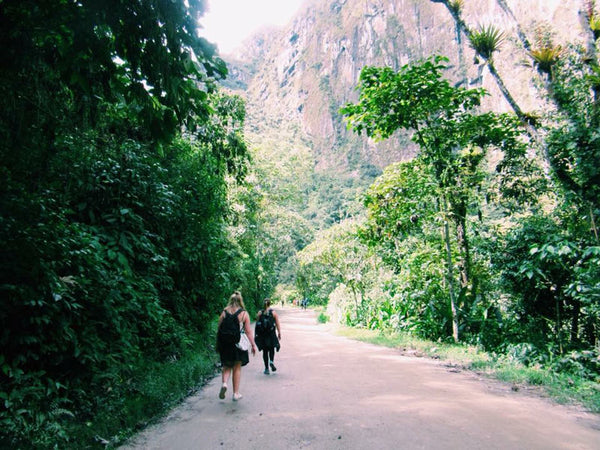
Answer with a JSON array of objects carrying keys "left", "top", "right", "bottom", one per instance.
[{"left": 200, "top": 0, "right": 305, "bottom": 54}]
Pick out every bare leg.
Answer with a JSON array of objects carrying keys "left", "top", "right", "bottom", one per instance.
[
  {"left": 232, "top": 362, "right": 242, "bottom": 395},
  {"left": 219, "top": 366, "right": 231, "bottom": 399},
  {"left": 222, "top": 366, "right": 232, "bottom": 385}
]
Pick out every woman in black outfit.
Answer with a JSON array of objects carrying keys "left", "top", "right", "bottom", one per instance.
[
  {"left": 217, "top": 291, "right": 256, "bottom": 401},
  {"left": 255, "top": 299, "right": 281, "bottom": 375}
]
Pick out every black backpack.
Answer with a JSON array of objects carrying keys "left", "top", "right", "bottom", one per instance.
[
  {"left": 256, "top": 309, "right": 275, "bottom": 335},
  {"left": 218, "top": 308, "right": 243, "bottom": 345}
]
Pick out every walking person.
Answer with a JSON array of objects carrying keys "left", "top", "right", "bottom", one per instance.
[
  {"left": 216, "top": 291, "right": 257, "bottom": 401},
  {"left": 255, "top": 299, "right": 281, "bottom": 375}
]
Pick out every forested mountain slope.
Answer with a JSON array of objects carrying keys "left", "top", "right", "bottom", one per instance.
[
  {"left": 221, "top": 0, "right": 591, "bottom": 300},
  {"left": 224, "top": 0, "right": 600, "bottom": 417},
  {"left": 228, "top": 0, "right": 583, "bottom": 172}
]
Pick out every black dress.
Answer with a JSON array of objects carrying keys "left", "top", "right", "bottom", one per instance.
[{"left": 217, "top": 309, "right": 250, "bottom": 367}]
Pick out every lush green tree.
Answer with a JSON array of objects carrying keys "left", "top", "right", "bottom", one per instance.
[
  {"left": 360, "top": 159, "right": 510, "bottom": 343},
  {"left": 239, "top": 131, "right": 316, "bottom": 294},
  {"left": 361, "top": 160, "right": 453, "bottom": 337},
  {"left": 0, "top": 1, "right": 254, "bottom": 447},
  {"left": 0, "top": 92, "right": 250, "bottom": 447},
  {"left": 492, "top": 37, "right": 600, "bottom": 355},
  {"left": 296, "top": 223, "right": 354, "bottom": 307},
  {"left": 362, "top": 160, "right": 438, "bottom": 253},
  {"left": 545, "top": 47, "right": 600, "bottom": 238},
  {"left": 430, "top": 2, "right": 600, "bottom": 354},
  {"left": 297, "top": 219, "right": 397, "bottom": 329},
  {"left": 0, "top": 0, "right": 225, "bottom": 144},
  {"left": 341, "top": 56, "right": 529, "bottom": 341},
  {"left": 494, "top": 213, "right": 600, "bottom": 353}
]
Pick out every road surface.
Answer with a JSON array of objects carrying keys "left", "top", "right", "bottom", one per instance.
[{"left": 121, "top": 308, "right": 600, "bottom": 449}]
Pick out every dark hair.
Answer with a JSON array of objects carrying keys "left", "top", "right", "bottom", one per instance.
[{"left": 263, "top": 298, "right": 271, "bottom": 308}]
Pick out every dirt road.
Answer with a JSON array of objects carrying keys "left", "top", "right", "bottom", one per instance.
[{"left": 121, "top": 308, "right": 600, "bottom": 449}]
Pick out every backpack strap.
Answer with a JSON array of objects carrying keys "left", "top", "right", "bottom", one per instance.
[{"left": 234, "top": 308, "right": 245, "bottom": 329}]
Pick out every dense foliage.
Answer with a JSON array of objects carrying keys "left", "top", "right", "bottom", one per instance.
[
  {"left": 340, "top": 56, "right": 536, "bottom": 342},
  {"left": 298, "top": 43, "right": 599, "bottom": 382},
  {"left": 0, "top": 1, "right": 262, "bottom": 447},
  {"left": 2, "top": 0, "right": 599, "bottom": 445}
]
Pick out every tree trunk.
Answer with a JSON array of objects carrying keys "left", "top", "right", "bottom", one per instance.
[
  {"left": 485, "top": 58, "right": 552, "bottom": 176},
  {"left": 570, "top": 298, "right": 581, "bottom": 345},
  {"left": 351, "top": 285, "right": 359, "bottom": 311},
  {"left": 453, "top": 11, "right": 468, "bottom": 87},
  {"left": 590, "top": 203, "right": 599, "bottom": 243},
  {"left": 443, "top": 197, "right": 460, "bottom": 342},
  {"left": 556, "top": 296, "right": 563, "bottom": 354},
  {"left": 485, "top": 60, "right": 526, "bottom": 119},
  {"left": 581, "top": 6, "right": 600, "bottom": 101},
  {"left": 494, "top": 0, "right": 532, "bottom": 51},
  {"left": 452, "top": 201, "right": 471, "bottom": 290}
]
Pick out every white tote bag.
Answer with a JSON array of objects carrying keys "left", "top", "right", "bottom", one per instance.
[{"left": 236, "top": 327, "right": 250, "bottom": 351}]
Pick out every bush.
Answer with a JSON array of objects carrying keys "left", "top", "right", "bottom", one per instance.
[
  {"left": 318, "top": 313, "right": 329, "bottom": 324},
  {"left": 551, "top": 350, "right": 600, "bottom": 381}
]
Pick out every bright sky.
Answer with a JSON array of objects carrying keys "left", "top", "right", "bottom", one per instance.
[{"left": 200, "top": 0, "right": 305, "bottom": 54}]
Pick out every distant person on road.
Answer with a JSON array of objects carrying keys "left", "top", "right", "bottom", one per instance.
[
  {"left": 255, "top": 299, "right": 281, "bottom": 375},
  {"left": 216, "top": 291, "right": 257, "bottom": 401},
  {"left": 302, "top": 297, "right": 308, "bottom": 309}
]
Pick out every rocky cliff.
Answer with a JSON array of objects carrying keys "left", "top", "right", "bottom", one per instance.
[{"left": 226, "top": 0, "right": 586, "bottom": 174}]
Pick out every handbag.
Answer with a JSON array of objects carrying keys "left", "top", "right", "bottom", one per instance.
[{"left": 236, "top": 327, "right": 250, "bottom": 351}]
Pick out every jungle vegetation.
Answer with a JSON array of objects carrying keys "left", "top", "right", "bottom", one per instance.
[
  {"left": 1, "top": 0, "right": 599, "bottom": 447},
  {"left": 0, "top": 0, "right": 266, "bottom": 447}
]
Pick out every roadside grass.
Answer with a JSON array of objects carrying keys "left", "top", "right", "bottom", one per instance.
[{"left": 333, "top": 326, "right": 600, "bottom": 414}]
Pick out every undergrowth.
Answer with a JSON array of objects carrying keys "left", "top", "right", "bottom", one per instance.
[
  {"left": 90, "top": 345, "right": 218, "bottom": 449},
  {"left": 3, "top": 338, "right": 220, "bottom": 449}
]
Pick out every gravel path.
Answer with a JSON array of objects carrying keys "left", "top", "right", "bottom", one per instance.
[{"left": 121, "top": 307, "right": 600, "bottom": 449}]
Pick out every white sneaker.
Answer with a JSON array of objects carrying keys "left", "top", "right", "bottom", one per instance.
[{"left": 232, "top": 393, "right": 243, "bottom": 401}]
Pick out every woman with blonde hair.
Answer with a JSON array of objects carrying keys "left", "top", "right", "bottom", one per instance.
[{"left": 216, "top": 291, "right": 257, "bottom": 401}]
